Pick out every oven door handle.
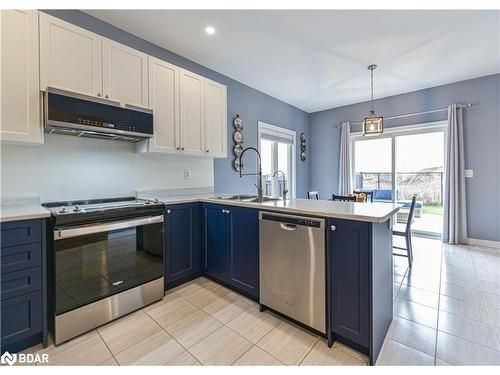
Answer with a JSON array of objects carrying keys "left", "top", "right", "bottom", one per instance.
[{"left": 54, "top": 215, "right": 164, "bottom": 240}]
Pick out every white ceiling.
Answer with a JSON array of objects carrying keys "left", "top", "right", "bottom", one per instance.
[{"left": 85, "top": 10, "right": 500, "bottom": 113}]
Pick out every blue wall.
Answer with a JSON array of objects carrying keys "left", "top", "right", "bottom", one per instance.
[
  {"left": 44, "top": 10, "right": 310, "bottom": 197},
  {"left": 310, "top": 74, "right": 500, "bottom": 242}
]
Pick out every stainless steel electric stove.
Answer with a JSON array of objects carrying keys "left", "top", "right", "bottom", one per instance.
[{"left": 43, "top": 197, "right": 165, "bottom": 344}]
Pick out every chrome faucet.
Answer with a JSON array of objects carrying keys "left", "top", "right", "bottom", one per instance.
[
  {"left": 238, "top": 147, "right": 263, "bottom": 201},
  {"left": 272, "top": 170, "right": 288, "bottom": 201}
]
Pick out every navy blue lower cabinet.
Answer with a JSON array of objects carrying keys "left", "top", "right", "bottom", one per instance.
[
  {"left": 1, "top": 267, "right": 42, "bottom": 300},
  {"left": 329, "top": 218, "right": 370, "bottom": 348},
  {"left": 201, "top": 204, "right": 259, "bottom": 298},
  {"left": 164, "top": 203, "right": 201, "bottom": 288},
  {"left": 1, "top": 219, "right": 45, "bottom": 354},
  {"left": 0, "top": 219, "right": 41, "bottom": 248},
  {"left": 1, "top": 291, "right": 43, "bottom": 352},
  {"left": 327, "top": 218, "right": 393, "bottom": 365},
  {"left": 1, "top": 242, "right": 42, "bottom": 274},
  {"left": 229, "top": 207, "right": 259, "bottom": 298},
  {"left": 203, "top": 204, "right": 231, "bottom": 282}
]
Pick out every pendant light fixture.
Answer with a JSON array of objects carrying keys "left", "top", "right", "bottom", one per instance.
[{"left": 362, "top": 64, "right": 384, "bottom": 136}]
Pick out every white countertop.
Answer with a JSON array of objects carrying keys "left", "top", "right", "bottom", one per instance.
[
  {"left": 0, "top": 204, "right": 51, "bottom": 222},
  {"left": 144, "top": 194, "right": 400, "bottom": 223},
  {"left": 0, "top": 193, "right": 399, "bottom": 224}
]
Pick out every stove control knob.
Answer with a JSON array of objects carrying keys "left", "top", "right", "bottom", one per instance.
[
  {"left": 73, "top": 205, "right": 81, "bottom": 212},
  {"left": 59, "top": 207, "right": 68, "bottom": 214},
  {"left": 145, "top": 199, "right": 152, "bottom": 205},
  {"left": 154, "top": 198, "right": 159, "bottom": 203}
]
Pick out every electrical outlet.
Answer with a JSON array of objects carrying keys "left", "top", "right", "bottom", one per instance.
[
  {"left": 464, "top": 169, "right": 473, "bottom": 178},
  {"left": 184, "top": 169, "right": 192, "bottom": 180}
]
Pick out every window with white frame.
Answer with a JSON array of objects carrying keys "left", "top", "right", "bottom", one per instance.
[{"left": 258, "top": 122, "right": 296, "bottom": 198}]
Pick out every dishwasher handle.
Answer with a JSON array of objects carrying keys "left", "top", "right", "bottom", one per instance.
[{"left": 280, "top": 223, "right": 297, "bottom": 231}]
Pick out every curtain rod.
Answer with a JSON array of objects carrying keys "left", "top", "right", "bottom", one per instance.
[{"left": 333, "top": 103, "right": 474, "bottom": 128}]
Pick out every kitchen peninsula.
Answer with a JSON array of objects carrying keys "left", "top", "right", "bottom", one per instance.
[{"left": 145, "top": 193, "right": 400, "bottom": 365}]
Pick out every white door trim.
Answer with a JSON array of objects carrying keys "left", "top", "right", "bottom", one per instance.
[{"left": 257, "top": 121, "right": 297, "bottom": 198}]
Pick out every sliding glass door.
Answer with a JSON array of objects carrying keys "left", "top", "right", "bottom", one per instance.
[
  {"left": 395, "top": 132, "right": 445, "bottom": 237},
  {"left": 353, "top": 137, "right": 393, "bottom": 200},
  {"left": 353, "top": 123, "right": 446, "bottom": 238}
]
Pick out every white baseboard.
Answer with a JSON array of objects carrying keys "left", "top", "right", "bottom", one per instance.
[{"left": 466, "top": 237, "right": 500, "bottom": 249}]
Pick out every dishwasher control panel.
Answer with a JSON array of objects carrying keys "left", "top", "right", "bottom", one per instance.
[{"left": 260, "top": 213, "right": 322, "bottom": 228}]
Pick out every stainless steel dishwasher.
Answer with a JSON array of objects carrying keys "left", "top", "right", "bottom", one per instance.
[{"left": 259, "top": 211, "right": 326, "bottom": 333}]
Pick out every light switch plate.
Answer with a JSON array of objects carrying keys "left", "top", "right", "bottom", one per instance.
[
  {"left": 184, "top": 169, "right": 192, "bottom": 180},
  {"left": 464, "top": 169, "right": 473, "bottom": 178}
]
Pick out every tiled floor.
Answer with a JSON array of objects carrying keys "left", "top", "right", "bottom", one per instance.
[
  {"left": 24, "top": 276, "right": 367, "bottom": 366},
  {"left": 380, "top": 236, "right": 500, "bottom": 365},
  {"left": 22, "top": 237, "right": 500, "bottom": 365}
]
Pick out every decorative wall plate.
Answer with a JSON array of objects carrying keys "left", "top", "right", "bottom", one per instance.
[
  {"left": 233, "top": 115, "right": 243, "bottom": 130},
  {"left": 233, "top": 144, "right": 243, "bottom": 157},
  {"left": 233, "top": 131, "right": 244, "bottom": 144},
  {"left": 300, "top": 132, "right": 306, "bottom": 161},
  {"left": 233, "top": 158, "right": 241, "bottom": 172}
]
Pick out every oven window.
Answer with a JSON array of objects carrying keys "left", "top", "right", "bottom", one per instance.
[{"left": 55, "top": 222, "right": 163, "bottom": 315}]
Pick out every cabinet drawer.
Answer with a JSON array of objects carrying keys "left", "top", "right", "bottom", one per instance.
[
  {"left": 1, "top": 291, "right": 42, "bottom": 348},
  {"left": 1, "top": 267, "right": 42, "bottom": 300},
  {"left": 1, "top": 219, "right": 41, "bottom": 247},
  {"left": 1, "top": 242, "right": 42, "bottom": 273}
]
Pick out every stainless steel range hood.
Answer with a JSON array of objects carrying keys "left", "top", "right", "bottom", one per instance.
[{"left": 44, "top": 88, "right": 154, "bottom": 142}]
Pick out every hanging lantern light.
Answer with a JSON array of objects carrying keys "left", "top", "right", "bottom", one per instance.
[{"left": 362, "top": 64, "right": 384, "bottom": 136}]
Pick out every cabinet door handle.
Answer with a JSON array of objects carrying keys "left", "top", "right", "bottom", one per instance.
[
  {"left": 176, "top": 147, "right": 180, "bottom": 150},
  {"left": 105, "top": 94, "right": 109, "bottom": 99},
  {"left": 166, "top": 209, "right": 171, "bottom": 214},
  {"left": 330, "top": 225, "right": 336, "bottom": 231},
  {"left": 226, "top": 210, "right": 230, "bottom": 214},
  {"left": 181, "top": 147, "right": 185, "bottom": 151},
  {"left": 97, "top": 93, "right": 102, "bottom": 97},
  {"left": 221, "top": 209, "right": 226, "bottom": 213},
  {"left": 206, "top": 150, "right": 209, "bottom": 153}
]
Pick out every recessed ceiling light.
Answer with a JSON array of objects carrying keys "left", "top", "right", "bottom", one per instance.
[{"left": 205, "top": 26, "right": 216, "bottom": 35}]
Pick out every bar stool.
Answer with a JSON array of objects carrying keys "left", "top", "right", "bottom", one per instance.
[{"left": 393, "top": 194, "right": 417, "bottom": 267}]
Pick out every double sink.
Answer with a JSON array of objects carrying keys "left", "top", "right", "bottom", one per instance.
[{"left": 210, "top": 194, "right": 281, "bottom": 203}]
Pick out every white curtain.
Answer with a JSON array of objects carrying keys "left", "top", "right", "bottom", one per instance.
[
  {"left": 338, "top": 122, "right": 352, "bottom": 195},
  {"left": 443, "top": 104, "right": 468, "bottom": 244}
]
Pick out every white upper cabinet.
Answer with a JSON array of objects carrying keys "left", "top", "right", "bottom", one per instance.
[
  {"left": 139, "top": 56, "right": 179, "bottom": 153},
  {"left": 180, "top": 69, "right": 205, "bottom": 156},
  {"left": 39, "top": 12, "right": 102, "bottom": 97},
  {"left": 39, "top": 14, "right": 148, "bottom": 108},
  {"left": 0, "top": 10, "right": 42, "bottom": 144},
  {"left": 141, "top": 68, "right": 228, "bottom": 158},
  {"left": 204, "top": 79, "right": 227, "bottom": 158},
  {"left": 102, "top": 38, "right": 148, "bottom": 107},
  {"left": 8, "top": 12, "right": 227, "bottom": 152}
]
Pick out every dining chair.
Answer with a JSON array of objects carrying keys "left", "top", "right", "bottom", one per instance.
[
  {"left": 353, "top": 190, "right": 374, "bottom": 203},
  {"left": 331, "top": 194, "right": 356, "bottom": 202},
  {"left": 393, "top": 194, "right": 417, "bottom": 267},
  {"left": 307, "top": 191, "right": 319, "bottom": 200}
]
